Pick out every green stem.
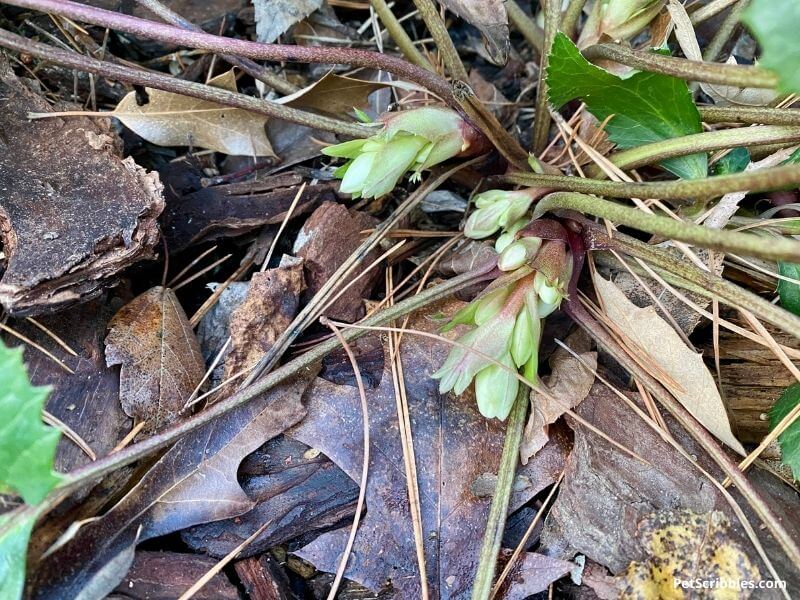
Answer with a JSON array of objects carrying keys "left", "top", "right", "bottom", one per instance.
[
  {"left": 134, "top": 0, "right": 300, "bottom": 95},
  {"left": 532, "top": 0, "right": 561, "bottom": 155},
  {"left": 561, "top": 0, "right": 588, "bottom": 39},
  {"left": 582, "top": 43, "right": 778, "bottom": 89},
  {"left": 506, "top": 0, "right": 544, "bottom": 55},
  {"left": 591, "top": 125, "right": 800, "bottom": 177},
  {"left": 699, "top": 105, "right": 800, "bottom": 126},
  {"left": 369, "top": 0, "right": 433, "bottom": 71},
  {"left": 413, "top": 0, "right": 469, "bottom": 81},
  {"left": 689, "top": 0, "right": 741, "bottom": 24},
  {"left": 0, "top": 28, "right": 370, "bottom": 138},
  {"left": 535, "top": 191, "right": 800, "bottom": 262},
  {"left": 703, "top": 0, "right": 749, "bottom": 62},
  {"left": 471, "top": 386, "right": 528, "bottom": 600},
  {"left": 500, "top": 163, "right": 800, "bottom": 201}
]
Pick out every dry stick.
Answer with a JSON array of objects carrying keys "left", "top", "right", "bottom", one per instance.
[
  {"left": 0, "top": 29, "right": 369, "bottom": 138},
  {"left": 322, "top": 319, "right": 370, "bottom": 600},
  {"left": 369, "top": 0, "right": 432, "bottom": 70},
  {"left": 0, "top": 0, "right": 455, "bottom": 103},
  {"left": 505, "top": 0, "right": 544, "bottom": 55},
  {"left": 25, "top": 317, "right": 77, "bottom": 356},
  {"left": 412, "top": 0, "right": 468, "bottom": 81},
  {"left": 531, "top": 0, "right": 561, "bottom": 155},
  {"left": 566, "top": 298, "right": 800, "bottom": 584},
  {"left": 133, "top": 0, "right": 300, "bottom": 95},
  {"left": 582, "top": 43, "right": 777, "bottom": 89},
  {"left": 500, "top": 163, "right": 800, "bottom": 201}
]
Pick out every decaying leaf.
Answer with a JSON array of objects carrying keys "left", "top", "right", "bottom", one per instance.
[
  {"left": 618, "top": 509, "right": 759, "bottom": 599},
  {"left": 31, "top": 373, "right": 314, "bottom": 599},
  {"left": 254, "top": 0, "right": 324, "bottom": 44},
  {"left": 287, "top": 300, "right": 569, "bottom": 597},
  {"left": 498, "top": 551, "right": 576, "bottom": 600},
  {"left": 112, "top": 71, "right": 274, "bottom": 157},
  {"left": 280, "top": 71, "right": 387, "bottom": 120},
  {"left": 104, "top": 286, "right": 205, "bottom": 432},
  {"left": 293, "top": 202, "right": 381, "bottom": 322},
  {"left": 593, "top": 274, "right": 745, "bottom": 455},
  {"left": 0, "top": 57, "right": 163, "bottom": 316},
  {"left": 438, "top": 0, "right": 510, "bottom": 65}
]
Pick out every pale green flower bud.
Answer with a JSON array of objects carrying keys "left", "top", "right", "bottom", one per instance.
[
  {"left": 497, "top": 237, "right": 543, "bottom": 271},
  {"left": 495, "top": 218, "right": 528, "bottom": 252},
  {"left": 474, "top": 286, "right": 511, "bottom": 325},
  {"left": 464, "top": 201, "right": 511, "bottom": 239},
  {"left": 578, "top": 0, "right": 665, "bottom": 48},
  {"left": 474, "top": 353, "right": 519, "bottom": 420},
  {"left": 466, "top": 189, "right": 537, "bottom": 239}
]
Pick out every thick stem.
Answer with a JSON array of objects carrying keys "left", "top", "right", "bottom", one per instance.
[
  {"left": 532, "top": 0, "right": 561, "bottom": 155},
  {"left": 470, "top": 386, "right": 527, "bottom": 600},
  {"left": 0, "top": 0, "right": 455, "bottom": 102},
  {"left": 0, "top": 28, "right": 370, "bottom": 137},
  {"left": 703, "top": 0, "right": 749, "bottom": 62},
  {"left": 592, "top": 125, "right": 800, "bottom": 176},
  {"left": 506, "top": 0, "right": 544, "bottom": 56},
  {"left": 561, "top": 0, "right": 588, "bottom": 39},
  {"left": 500, "top": 163, "right": 800, "bottom": 201},
  {"left": 369, "top": 0, "right": 433, "bottom": 70},
  {"left": 134, "top": 0, "right": 300, "bottom": 95},
  {"left": 412, "top": 0, "right": 469, "bottom": 81},
  {"left": 582, "top": 43, "right": 778, "bottom": 89},
  {"left": 535, "top": 191, "right": 800, "bottom": 262},
  {"left": 699, "top": 105, "right": 800, "bottom": 126}
]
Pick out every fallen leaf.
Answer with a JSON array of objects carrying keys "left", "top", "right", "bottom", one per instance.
[
  {"left": 105, "top": 286, "right": 206, "bottom": 432},
  {"left": 286, "top": 300, "right": 569, "bottom": 597},
  {"left": 112, "top": 71, "right": 274, "bottom": 157},
  {"left": 0, "top": 57, "right": 163, "bottom": 316},
  {"left": 593, "top": 274, "right": 745, "bottom": 455},
  {"left": 254, "top": 0, "right": 323, "bottom": 44},
  {"left": 31, "top": 373, "right": 313, "bottom": 599},
  {"left": 280, "top": 71, "right": 387, "bottom": 120},
  {"left": 521, "top": 330, "right": 597, "bottom": 463},
  {"left": 293, "top": 202, "right": 381, "bottom": 322},
  {"left": 617, "top": 509, "right": 759, "bottom": 599},
  {"left": 498, "top": 551, "right": 575, "bottom": 600},
  {"left": 439, "top": 0, "right": 510, "bottom": 65},
  {"left": 197, "top": 281, "right": 250, "bottom": 387},
  {"left": 113, "top": 551, "right": 239, "bottom": 600}
]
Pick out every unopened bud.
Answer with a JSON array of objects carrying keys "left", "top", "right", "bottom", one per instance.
[{"left": 497, "top": 237, "right": 543, "bottom": 271}]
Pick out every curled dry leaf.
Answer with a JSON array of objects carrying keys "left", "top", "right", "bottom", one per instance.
[
  {"left": 254, "top": 0, "right": 324, "bottom": 44},
  {"left": 521, "top": 331, "right": 597, "bottom": 464},
  {"left": 112, "top": 71, "right": 275, "bottom": 157},
  {"left": 279, "top": 71, "right": 388, "bottom": 120},
  {"left": 593, "top": 274, "right": 745, "bottom": 455},
  {"left": 104, "top": 286, "right": 205, "bottom": 432},
  {"left": 438, "top": 0, "right": 510, "bottom": 65},
  {"left": 0, "top": 57, "right": 163, "bottom": 316}
]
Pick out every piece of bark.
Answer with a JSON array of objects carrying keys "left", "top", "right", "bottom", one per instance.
[
  {"left": 160, "top": 170, "right": 335, "bottom": 252},
  {"left": 234, "top": 554, "right": 293, "bottom": 600},
  {"left": 293, "top": 202, "right": 380, "bottom": 322},
  {"left": 105, "top": 286, "right": 206, "bottom": 432},
  {"left": 110, "top": 551, "right": 238, "bottom": 600},
  {"left": 0, "top": 58, "right": 163, "bottom": 316}
]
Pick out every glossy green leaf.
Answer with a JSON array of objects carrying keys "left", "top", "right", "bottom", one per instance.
[
  {"left": 770, "top": 383, "right": 800, "bottom": 480},
  {"left": 777, "top": 262, "right": 800, "bottom": 316},
  {"left": 0, "top": 340, "right": 61, "bottom": 504},
  {"left": 546, "top": 32, "right": 706, "bottom": 179},
  {"left": 0, "top": 509, "right": 37, "bottom": 600},
  {"left": 743, "top": 0, "right": 800, "bottom": 94},
  {"left": 713, "top": 147, "right": 750, "bottom": 176}
]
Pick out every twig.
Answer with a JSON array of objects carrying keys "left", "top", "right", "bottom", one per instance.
[
  {"left": 582, "top": 43, "right": 778, "bottom": 89},
  {"left": 500, "top": 163, "right": 800, "bottom": 201},
  {"left": 505, "top": 0, "right": 544, "bottom": 55},
  {"left": 532, "top": 0, "right": 561, "bottom": 155},
  {"left": 370, "top": 0, "right": 432, "bottom": 70},
  {"left": 412, "top": 0, "right": 468, "bottom": 80},
  {"left": 470, "top": 386, "right": 528, "bottom": 600},
  {"left": 561, "top": 0, "right": 588, "bottom": 39}
]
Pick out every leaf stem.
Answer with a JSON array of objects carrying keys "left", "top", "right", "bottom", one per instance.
[
  {"left": 470, "top": 385, "right": 527, "bottom": 600},
  {"left": 505, "top": 0, "right": 544, "bottom": 55},
  {"left": 133, "top": 0, "right": 300, "bottom": 95},
  {"left": 689, "top": 0, "right": 741, "bottom": 24},
  {"left": 0, "top": 28, "right": 370, "bottom": 138},
  {"left": 699, "top": 105, "right": 800, "bottom": 126},
  {"left": 412, "top": 0, "right": 469, "bottom": 81},
  {"left": 561, "top": 0, "right": 588, "bottom": 39},
  {"left": 703, "top": 0, "right": 750, "bottom": 61},
  {"left": 500, "top": 163, "right": 800, "bottom": 201},
  {"left": 531, "top": 0, "right": 561, "bottom": 155},
  {"left": 535, "top": 191, "right": 800, "bottom": 262},
  {"left": 0, "top": 0, "right": 455, "bottom": 103},
  {"left": 582, "top": 43, "right": 778, "bottom": 89},
  {"left": 593, "top": 125, "right": 800, "bottom": 176},
  {"left": 369, "top": 0, "right": 433, "bottom": 70}
]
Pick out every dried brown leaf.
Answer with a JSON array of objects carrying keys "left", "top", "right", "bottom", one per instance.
[
  {"left": 254, "top": 0, "right": 323, "bottom": 44},
  {"left": 105, "top": 286, "right": 205, "bottom": 431},
  {"left": 281, "top": 72, "right": 387, "bottom": 120},
  {"left": 439, "top": 0, "right": 510, "bottom": 65}
]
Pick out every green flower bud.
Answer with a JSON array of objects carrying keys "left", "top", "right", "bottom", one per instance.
[
  {"left": 579, "top": 0, "right": 665, "bottom": 47},
  {"left": 475, "top": 353, "right": 519, "bottom": 420},
  {"left": 474, "top": 286, "right": 511, "bottom": 325},
  {"left": 495, "top": 218, "right": 528, "bottom": 252},
  {"left": 510, "top": 307, "right": 538, "bottom": 367},
  {"left": 464, "top": 201, "right": 511, "bottom": 239},
  {"left": 497, "top": 237, "right": 543, "bottom": 272},
  {"left": 466, "top": 189, "right": 538, "bottom": 239}
]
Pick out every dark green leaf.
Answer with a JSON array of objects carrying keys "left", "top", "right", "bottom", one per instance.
[
  {"left": 770, "top": 383, "right": 800, "bottom": 480},
  {"left": 743, "top": 0, "right": 800, "bottom": 94},
  {"left": 546, "top": 32, "right": 706, "bottom": 179},
  {"left": 777, "top": 262, "right": 800, "bottom": 316},
  {"left": 0, "top": 340, "right": 61, "bottom": 504},
  {"left": 713, "top": 147, "right": 750, "bottom": 176}
]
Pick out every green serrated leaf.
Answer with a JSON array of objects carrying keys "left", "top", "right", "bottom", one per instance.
[
  {"left": 713, "top": 147, "right": 750, "bottom": 176},
  {"left": 777, "top": 262, "right": 800, "bottom": 316},
  {"left": 770, "top": 383, "right": 800, "bottom": 480},
  {"left": 0, "top": 340, "right": 61, "bottom": 504},
  {"left": 0, "top": 509, "right": 37, "bottom": 600},
  {"left": 742, "top": 0, "right": 800, "bottom": 94},
  {"left": 546, "top": 32, "right": 706, "bottom": 180}
]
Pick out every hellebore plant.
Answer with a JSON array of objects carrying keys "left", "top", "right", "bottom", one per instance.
[
  {"left": 322, "top": 106, "right": 488, "bottom": 199},
  {"left": 578, "top": 0, "right": 665, "bottom": 48},
  {"left": 433, "top": 212, "right": 573, "bottom": 420}
]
